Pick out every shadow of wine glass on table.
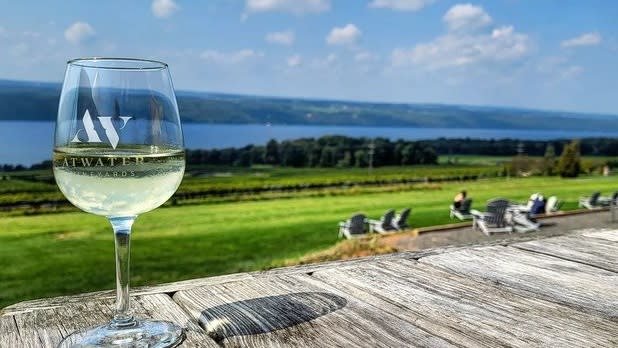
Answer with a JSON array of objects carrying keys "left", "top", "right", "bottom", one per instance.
[{"left": 198, "top": 292, "right": 347, "bottom": 343}]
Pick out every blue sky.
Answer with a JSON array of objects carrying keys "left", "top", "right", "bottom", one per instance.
[{"left": 0, "top": 0, "right": 617, "bottom": 114}]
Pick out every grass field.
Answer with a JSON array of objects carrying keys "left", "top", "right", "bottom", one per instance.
[{"left": 1, "top": 173, "right": 617, "bottom": 308}]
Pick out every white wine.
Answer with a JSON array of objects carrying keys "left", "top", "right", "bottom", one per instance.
[{"left": 53, "top": 147, "right": 185, "bottom": 216}]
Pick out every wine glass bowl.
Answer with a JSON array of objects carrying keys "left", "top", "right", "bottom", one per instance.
[{"left": 54, "top": 58, "right": 185, "bottom": 347}]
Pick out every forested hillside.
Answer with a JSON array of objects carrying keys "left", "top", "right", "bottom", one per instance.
[{"left": 1, "top": 79, "right": 617, "bottom": 131}]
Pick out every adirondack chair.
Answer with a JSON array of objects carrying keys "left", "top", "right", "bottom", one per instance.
[
  {"left": 450, "top": 198, "right": 473, "bottom": 220},
  {"left": 579, "top": 192, "right": 603, "bottom": 209},
  {"left": 511, "top": 211, "right": 541, "bottom": 233},
  {"left": 392, "top": 208, "right": 411, "bottom": 230},
  {"left": 544, "top": 196, "right": 563, "bottom": 214},
  {"left": 471, "top": 198, "right": 512, "bottom": 236},
  {"left": 368, "top": 209, "right": 397, "bottom": 234},
  {"left": 338, "top": 213, "right": 368, "bottom": 239},
  {"left": 599, "top": 191, "right": 618, "bottom": 206}
]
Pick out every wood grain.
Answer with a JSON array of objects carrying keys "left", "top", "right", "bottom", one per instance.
[
  {"left": 580, "top": 228, "right": 618, "bottom": 242},
  {"left": 309, "top": 258, "right": 618, "bottom": 347},
  {"left": 173, "top": 273, "right": 454, "bottom": 347},
  {"left": 420, "top": 245, "right": 618, "bottom": 320},
  {"left": 1, "top": 272, "right": 254, "bottom": 317},
  {"left": 0, "top": 315, "right": 23, "bottom": 348},
  {"left": 513, "top": 234, "right": 618, "bottom": 272},
  {"left": 5, "top": 294, "right": 218, "bottom": 348}
]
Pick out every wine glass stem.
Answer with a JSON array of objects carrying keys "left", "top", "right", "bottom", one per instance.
[{"left": 109, "top": 215, "right": 137, "bottom": 328}]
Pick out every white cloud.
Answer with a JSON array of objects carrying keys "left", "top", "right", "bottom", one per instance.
[
  {"left": 287, "top": 54, "right": 302, "bottom": 67},
  {"left": 200, "top": 49, "right": 264, "bottom": 64},
  {"left": 392, "top": 25, "right": 530, "bottom": 69},
  {"left": 326, "top": 24, "right": 361, "bottom": 46},
  {"left": 368, "top": 0, "right": 434, "bottom": 11},
  {"left": 245, "top": 0, "right": 330, "bottom": 15},
  {"left": 64, "top": 22, "right": 95, "bottom": 45},
  {"left": 354, "top": 51, "right": 377, "bottom": 62},
  {"left": 152, "top": 0, "right": 179, "bottom": 18},
  {"left": 561, "top": 32, "right": 601, "bottom": 48},
  {"left": 392, "top": 5, "right": 530, "bottom": 70},
  {"left": 443, "top": 3, "right": 491, "bottom": 32},
  {"left": 266, "top": 30, "right": 295, "bottom": 45}
]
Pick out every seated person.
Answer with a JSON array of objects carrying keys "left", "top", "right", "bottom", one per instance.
[
  {"left": 453, "top": 190, "right": 467, "bottom": 209},
  {"left": 528, "top": 194, "right": 546, "bottom": 222}
]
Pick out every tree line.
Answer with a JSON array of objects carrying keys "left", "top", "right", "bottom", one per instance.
[
  {"left": 2, "top": 136, "right": 618, "bottom": 172},
  {"left": 429, "top": 137, "right": 618, "bottom": 157},
  {"left": 185, "top": 136, "right": 618, "bottom": 169},
  {"left": 186, "top": 136, "right": 439, "bottom": 168}
]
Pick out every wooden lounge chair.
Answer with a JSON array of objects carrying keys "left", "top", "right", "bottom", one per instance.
[
  {"left": 579, "top": 192, "right": 604, "bottom": 209},
  {"left": 544, "top": 196, "right": 562, "bottom": 214},
  {"left": 392, "top": 208, "right": 411, "bottom": 230},
  {"left": 471, "top": 198, "right": 512, "bottom": 236},
  {"left": 510, "top": 211, "right": 540, "bottom": 233},
  {"left": 450, "top": 198, "right": 473, "bottom": 220},
  {"left": 600, "top": 191, "right": 618, "bottom": 206},
  {"left": 338, "top": 213, "right": 368, "bottom": 239},
  {"left": 368, "top": 209, "right": 397, "bottom": 234}
]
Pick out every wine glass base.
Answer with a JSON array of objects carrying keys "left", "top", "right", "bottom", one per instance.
[{"left": 58, "top": 319, "right": 184, "bottom": 348}]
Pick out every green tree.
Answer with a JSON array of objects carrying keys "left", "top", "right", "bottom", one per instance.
[
  {"left": 250, "top": 146, "right": 265, "bottom": 165},
  {"left": 281, "top": 143, "right": 306, "bottom": 167},
  {"left": 510, "top": 155, "right": 533, "bottom": 176},
  {"left": 421, "top": 146, "right": 438, "bottom": 164},
  {"left": 306, "top": 143, "right": 319, "bottom": 167},
  {"left": 236, "top": 151, "right": 252, "bottom": 167},
  {"left": 541, "top": 143, "right": 557, "bottom": 176},
  {"left": 337, "top": 151, "right": 352, "bottom": 167},
  {"left": 319, "top": 146, "right": 335, "bottom": 167},
  {"left": 354, "top": 150, "right": 367, "bottom": 167},
  {"left": 400, "top": 144, "right": 415, "bottom": 165},
  {"left": 264, "top": 139, "right": 279, "bottom": 165},
  {"left": 556, "top": 140, "right": 581, "bottom": 178}
]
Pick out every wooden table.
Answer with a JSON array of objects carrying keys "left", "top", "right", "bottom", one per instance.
[{"left": 2, "top": 229, "right": 617, "bottom": 347}]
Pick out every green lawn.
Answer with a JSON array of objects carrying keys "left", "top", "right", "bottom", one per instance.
[{"left": 1, "top": 175, "right": 617, "bottom": 308}]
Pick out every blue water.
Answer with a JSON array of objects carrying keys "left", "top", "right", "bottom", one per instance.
[{"left": 3, "top": 121, "right": 618, "bottom": 165}]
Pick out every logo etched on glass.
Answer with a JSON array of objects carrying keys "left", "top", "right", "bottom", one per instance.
[{"left": 71, "top": 110, "right": 132, "bottom": 149}]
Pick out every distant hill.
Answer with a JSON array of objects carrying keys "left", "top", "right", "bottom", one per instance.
[{"left": 1, "top": 79, "right": 617, "bottom": 131}]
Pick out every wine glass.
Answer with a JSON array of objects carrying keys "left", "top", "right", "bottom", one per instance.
[{"left": 54, "top": 58, "right": 185, "bottom": 347}]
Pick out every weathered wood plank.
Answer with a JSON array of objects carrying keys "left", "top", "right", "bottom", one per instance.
[
  {"left": 0, "top": 315, "right": 23, "bottom": 348},
  {"left": 308, "top": 258, "right": 618, "bottom": 347},
  {"left": 7, "top": 294, "right": 218, "bottom": 348},
  {"left": 173, "top": 273, "right": 455, "bottom": 347},
  {"left": 420, "top": 245, "right": 618, "bottom": 319},
  {"left": 513, "top": 234, "right": 618, "bottom": 272},
  {"left": 1, "top": 272, "right": 254, "bottom": 317},
  {"left": 580, "top": 228, "right": 618, "bottom": 242}
]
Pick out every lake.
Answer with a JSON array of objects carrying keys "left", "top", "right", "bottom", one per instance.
[{"left": 3, "top": 121, "right": 618, "bottom": 165}]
